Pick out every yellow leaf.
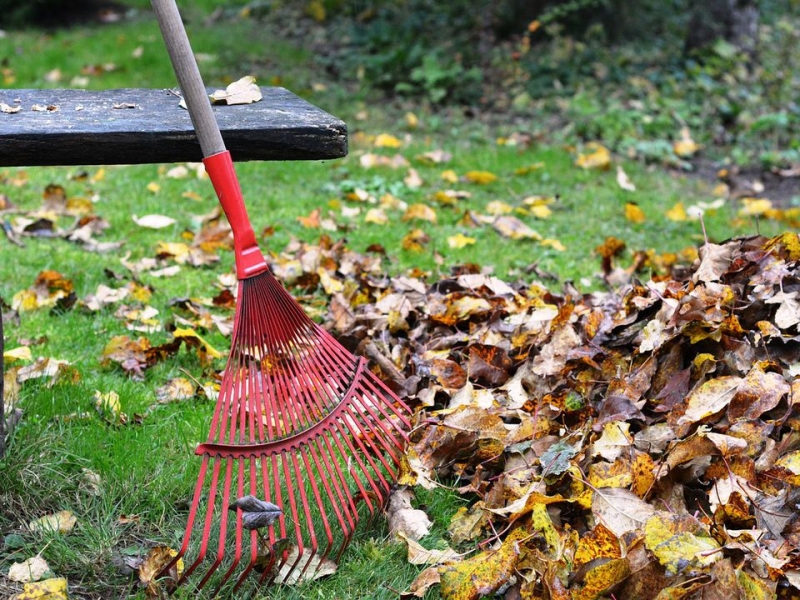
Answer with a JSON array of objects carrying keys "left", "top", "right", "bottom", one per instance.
[
  {"left": 540, "top": 238, "right": 566, "bottom": 251},
  {"left": 665, "top": 202, "right": 688, "bottom": 222},
  {"left": 440, "top": 169, "right": 458, "bottom": 183},
  {"left": 365, "top": 208, "right": 389, "bottom": 224},
  {"left": 138, "top": 546, "right": 184, "bottom": 598},
  {"left": 738, "top": 197, "right": 773, "bottom": 217},
  {"left": 530, "top": 503, "right": 559, "bottom": 557},
  {"left": 673, "top": 127, "right": 700, "bottom": 157},
  {"left": 4, "top": 346, "right": 32, "bottom": 362},
  {"left": 448, "top": 233, "right": 476, "bottom": 249},
  {"left": 29, "top": 510, "right": 77, "bottom": 534},
  {"left": 574, "top": 524, "right": 621, "bottom": 570},
  {"left": 317, "top": 268, "right": 343, "bottom": 294},
  {"left": 10, "top": 577, "right": 68, "bottom": 600},
  {"left": 529, "top": 204, "right": 552, "bottom": 219},
  {"left": 575, "top": 142, "right": 611, "bottom": 170},
  {"left": 485, "top": 200, "right": 513, "bottom": 215},
  {"left": 514, "top": 162, "right": 544, "bottom": 175},
  {"left": 737, "top": 567, "right": 776, "bottom": 599},
  {"left": 146, "top": 182, "right": 160, "bottom": 193},
  {"left": 644, "top": 513, "right": 721, "bottom": 575},
  {"left": 402, "top": 229, "right": 430, "bottom": 252},
  {"left": 625, "top": 202, "right": 646, "bottom": 223},
  {"left": 439, "top": 528, "right": 525, "bottom": 600},
  {"left": 173, "top": 327, "right": 223, "bottom": 359},
  {"left": 576, "top": 558, "right": 631, "bottom": 600},
  {"left": 12, "top": 289, "right": 39, "bottom": 312},
  {"left": 433, "top": 190, "right": 470, "bottom": 205},
  {"left": 405, "top": 112, "right": 419, "bottom": 128},
  {"left": 447, "top": 503, "right": 488, "bottom": 544},
  {"left": 94, "top": 390, "right": 123, "bottom": 422},
  {"left": 374, "top": 133, "right": 403, "bottom": 148},
  {"left": 465, "top": 170, "right": 497, "bottom": 185},
  {"left": 402, "top": 204, "right": 437, "bottom": 223}
]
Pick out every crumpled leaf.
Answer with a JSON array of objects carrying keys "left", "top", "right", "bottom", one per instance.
[
  {"left": 388, "top": 488, "right": 432, "bottom": 541},
  {"left": 138, "top": 546, "right": 183, "bottom": 597},
  {"left": 209, "top": 75, "right": 262, "bottom": 105},
  {"left": 228, "top": 495, "right": 282, "bottom": 530}
]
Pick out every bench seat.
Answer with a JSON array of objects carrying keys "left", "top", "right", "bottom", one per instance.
[{"left": 0, "top": 87, "right": 347, "bottom": 167}]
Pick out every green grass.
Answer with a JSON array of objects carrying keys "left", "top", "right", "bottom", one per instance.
[{"left": 0, "top": 3, "right": 792, "bottom": 599}]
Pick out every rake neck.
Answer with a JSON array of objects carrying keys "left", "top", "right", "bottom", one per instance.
[{"left": 204, "top": 151, "right": 269, "bottom": 279}]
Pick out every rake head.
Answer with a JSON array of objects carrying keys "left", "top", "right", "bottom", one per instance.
[{"left": 161, "top": 269, "right": 411, "bottom": 595}]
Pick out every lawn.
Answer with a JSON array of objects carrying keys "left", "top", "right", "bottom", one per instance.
[{"left": 0, "top": 2, "right": 795, "bottom": 599}]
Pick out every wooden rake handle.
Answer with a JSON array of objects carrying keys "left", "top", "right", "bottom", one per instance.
[
  {"left": 150, "top": 0, "right": 225, "bottom": 158},
  {"left": 151, "top": 0, "right": 268, "bottom": 278}
]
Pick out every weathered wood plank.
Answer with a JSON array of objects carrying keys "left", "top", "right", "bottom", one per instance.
[{"left": 0, "top": 87, "right": 347, "bottom": 167}]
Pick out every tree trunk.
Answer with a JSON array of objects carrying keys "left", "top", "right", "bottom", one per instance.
[{"left": 684, "top": 0, "right": 759, "bottom": 59}]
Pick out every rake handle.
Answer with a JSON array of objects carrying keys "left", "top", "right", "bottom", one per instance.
[
  {"left": 150, "top": 0, "right": 224, "bottom": 157},
  {"left": 151, "top": 0, "right": 268, "bottom": 278}
]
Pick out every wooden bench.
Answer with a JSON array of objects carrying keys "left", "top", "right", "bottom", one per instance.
[
  {"left": 0, "top": 86, "right": 348, "bottom": 457},
  {"left": 0, "top": 87, "right": 348, "bottom": 167}
]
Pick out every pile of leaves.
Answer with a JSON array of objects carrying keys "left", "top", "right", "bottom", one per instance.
[{"left": 308, "top": 231, "right": 800, "bottom": 598}]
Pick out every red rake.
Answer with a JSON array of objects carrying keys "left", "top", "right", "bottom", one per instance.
[{"left": 151, "top": 0, "right": 411, "bottom": 594}]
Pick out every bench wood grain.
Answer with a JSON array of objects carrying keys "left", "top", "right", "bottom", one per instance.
[{"left": 0, "top": 87, "right": 347, "bottom": 167}]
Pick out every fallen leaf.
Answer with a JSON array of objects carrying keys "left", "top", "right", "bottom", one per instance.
[
  {"left": 398, "top": 531, "right": 461, "bottom": 566},
  {"left": 29, "top": 511, "right": 77, "bottom": 534},
  {"left": 374, "top": 133, "right": 403, "bottom": 148},
  {"left": 673, "top": 127, "right": 700, "bottom": 157},
  {"left": 132, "top": 214, "right": 176, "bottom": 229},
  {"left": 271, "top": 544, "right": 338, "bottom": 584},
  {"left": 624, "top": 202, "right": 646, "bottom": 223},
  {"left": 616, "top": 166, "right": 636, "bottom": 191},
  {"left": 592, "top": 488, "right": 657, "bottom": 537},
  {"left": 388, "top": 488, "right": 432, "bottom": 541},
  {"left": 464, "top": 170, "right": 497, "bottom": 185},
  {"left": 8, "top": 556, "right": 51, "bottom": 582},
  {"left": 448, "top": 233, "right": 476, "bottom": 249},
  {"left": 210, "top": 75, "right": 262, "bottom": 105},
  {"left": 402, "top": 566, "right": 441, "bottom": 598},
  {"left": 4, "top": 346, "right": 32, "bottom": 362},
  {"left": 439, "top": 528, "right": 525, "bottom": 600},
  {"left": 155, "top": 377, "right": 195, "bottom": 404},
  {"left": 575, "top": 142, "right": 611, "bottom": 170},
  {"left": 492, "top": 215, "right": 541, "bottom": 241},
  {"left": 9, "top": 577, "right": 68, "bottom": 600},
  {"left": 138, "top": 546, "right": 183, "bottom": 597},
  {"left": 644, "top": 512, "right": 720, "bottom": 575},
  {"left": 402, "top": 204, "right": 437, "bottom": 223}
]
